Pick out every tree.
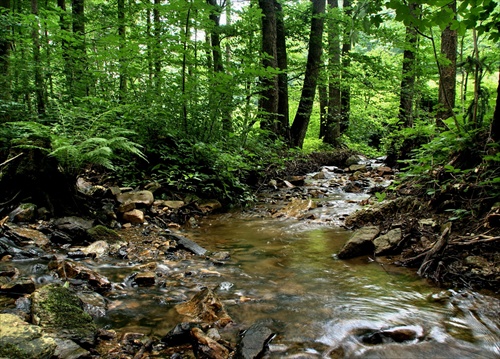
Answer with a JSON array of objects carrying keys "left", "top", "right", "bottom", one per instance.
[
  {"left": 0, "top": 0, "right": 11, "bottom": 102},
  {"left": 258, "top": 0, "right": 279, "bottom": 136},
  {"left": 290, "top": 0, "right": 325, "bottom": 148},
  {"left": 71, "top": 0, "right": 88, "bottom": 99},
  {"left": 31, "top": 0, "right": 45, "bottom": 115},
  {"left": 339, "top": 0, "right": 351, "bottom": 134},
  {"left": 321, "top": 0, "right": 341, "bottom": 146},
  {"left": 118, "top": 0, "right": 127, "bottom": 102},
  {"left": 491, "top": 69, "right": 500, "bottom": 142},
  {"left": 275, "top": 0, "right": 290, "bottom": 142},
  {"left": 436, "top": 0, "right": 457, "bottom": 124}
]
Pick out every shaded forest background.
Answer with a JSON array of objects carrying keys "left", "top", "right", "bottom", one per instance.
[{"left": 0, "top": 0, "right": 499, "bottom": 209}]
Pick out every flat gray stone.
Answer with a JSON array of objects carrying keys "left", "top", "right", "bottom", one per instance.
[
  {"left": 373, "top": 228, "right": 402, "bottom": 255},
  {"left": 338, "top": 226, "right": 380, "bottom": 259}
]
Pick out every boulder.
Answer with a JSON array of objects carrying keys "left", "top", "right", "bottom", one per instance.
[
  {"left": 31, "top": 284, "right": 97, "bottom": 347},
  {"left": 346, "top": 155, "right": 363, "bottom": 167},
  {"left": 373, "top": 228, "right": 402, "bottom": 255},
  {"left": 176, "top": 288, "right": 232, "bottom": 326},
  {"left": 116, "top": 190, "right": 154, "bottom": 208},
  {"left": 161, "top": 322, "right": 201, "bottom": 346},
  {"left": 155, "top": 200, "right": 185, "bottom": 209},
  {"left": 338, "top": 226, "right": 380, "bottom": 259},
  {"left": 122, "top": 209, "right": 145, "bottom": 224},
  {"left": 0, "top": 313, "right": 57, "bottom": 359},
  {"left": 134, "top": 271, "right": 156, "bottom": 287},
  {"left": 82, "top": 240, "right": 110, "bottom": 258},
  {"left": 349, "top": 164, "right": 367, "bottom": 172}
]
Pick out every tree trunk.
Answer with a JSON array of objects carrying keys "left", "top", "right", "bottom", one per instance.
[
  {"left": 153, "top": 0, "right": 161, "bottom": 93},
  {"left": 491, "top": 69, "right": 500, "bottom": 142},
  {"left": 0, "top": 0, "right": 11, "bottom": 103},
  {"left": 398, "top": 3, "right": 418, "bottom": 128},
  {"left": 322, "top": 0, "right": 341, "bottom": 146},
  {"left": 275, "top": 0, "right": 290, "bottom": 143},
  {"left": 72, "top": 0, "right": 88, "bottom": 99},
  {"left": 339, "top": 0, "right": 351, "bottom": 134},
  {"left": 258, "top": 0, "right": 279, "bottom": 135},
  {"left": 207, "top": 0, "right": 232, "bottom": 132},
  {"left": 118, "top": 0, "right": 127, "bottom": 102},
  {"left": 290, "top": 0, "right": 325, "bottom": 148},
  {"left": 437, "top": 0, "right": 457, "bottom": 124},
  {"left": 31, "top": 0, "right": 45, "bottom": 115}
]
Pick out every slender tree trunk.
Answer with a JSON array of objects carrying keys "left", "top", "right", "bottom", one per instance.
[
  {"left": 57, "top": 0, "right": 71, "bottom": 97},
  {"left": 153, "top": 0, "right": 161, "bottom": 93},
  {"left": 290, "top": 0, "right": 325, "bottom": 148},
  {"left": 181, "top": 1, "right": 192, "bottom": 131},
  {"left": 275, "top": 0, "right": 290, "bottom": 143},
  {"left": 339, "top": 0, "right": 351, "bottom": 134},
  {"left": 31, "top": 0, "right": 45, "bottom": 115},
  {"left": 258, "top": 0, "right": 279, "bottom": 135},
  {"left": 323, "top": 0, "right": 341, "bottom": 145},
  {"left": 0, "top": 0, "right": 11, "bottom": 102},
  {"left": 491, "top": 69, "right": 500, "bottom": 142},
  {"left": 319, "top": 82, "right": 327, "bottom": 138},
  {"left": 437, "top": 0, "right": 457, "bottom": 124},
  {"left": 398, "top": 3, "right": 418, "bottom": 127},
  {"left": 72, "top": 0, "right": 88, "bottom": 99},
  {"left": 207, "top": 0, "right": 232, "bottom": 132},
  {"left": 386, "top": 3, "right": 419, "bottom": 168},
  {"left": 146, "top": 0, "right": 153, "bottom": 90},
  {"left": 118, "top": 0, "right": 127, "bottom": 102}
]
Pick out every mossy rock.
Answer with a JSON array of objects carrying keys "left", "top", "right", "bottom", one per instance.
[
  {"left": 31, "top": 284, "right": 97, "bottom": 347},
  {"left": 0, "top": 313, "right": 56, "bottom": 359},
  {"left": 87, "top": 225, "right": 121, "bottom": 243}
]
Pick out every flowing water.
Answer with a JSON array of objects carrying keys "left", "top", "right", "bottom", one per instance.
[{"left": 3, "top": 165, "right": 500, "bottom": 358}]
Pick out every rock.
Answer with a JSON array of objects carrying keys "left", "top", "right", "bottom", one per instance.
[
  {"left": 191, "top": 327, "right": 230, "bottom": 359},
  {"left": 0, "top": 277, "right": 36, "bottom": 296},
  {"left": 338, "top": 226, "right": 380, "bottom": 259},
  {"left": 8, "top": 203, "right": 37, "bottom": 223},
  {"left": 155, "top": 200, "right": 185, "bottom": 209},
  {"left": 0, "top": 313, "right": 57, "bottom": 359},
  {"left": 8, "top": 227, "right": 50, "bottom": 247},
  {"left": 31, "top": 284, "right": 97, "bottom": 348},
  {"left": 346, "top": 155, "right": 363, "bottom": 166},
  {"left": 198, "top": 199, "right": 223, "bottom": 213},
  {"left": 373, "top": 228, "right": 402, "bottom": 255},
  {"left": 53, "top": 338, "right": 90, "bottom": 359},
  {"left": 87, "top": 225, "right": 121, "bottom": 243},
  {"left": 349, "top": 164, "right": 367, "bottom": 172},
  {"left": 272, "top": 198, "right": 317, "bottom": 219},
  {"left": 176, "top": 288, "right": 232, "bottom": 326},
  {"left": 135, "top": 271, "right": 156, "bottom": 286},
  {"left": 54, "top": 217, "right": 95, "bottom": 244},
  {"left": 117, "top": 201, "right": 136, "bottom": 213},
  {"left": 161, "top": 322, "right": 201, "bottom": 346},
  {"left": 235, "top": 321, "right": 276, "bottom": 359},
  {"left": 0, "top": 236, "right": 45, "bottom": 259},
  {"left": 76, "top": 291, "right": 107, "bottom": 319},
  {"left": 376, "top": 166, "right": 393, "bottom": 176},
  {"left": 116, "top": 190, "right": 154, "bottom": 208},
  {"left": 48, "top": 260, "right": 111, "bottom": 292},
  {"left": 122, "top": 209, "right": 145, "bottom": 224},
  {"left": 82, "top": 240, "right": 110, "bottom": 258},
  {"left": 163, "top": 232, "right": 208, "bottom": 256},
  {"left": 210, "top": 251, "right": 231, "bottom": 264}
]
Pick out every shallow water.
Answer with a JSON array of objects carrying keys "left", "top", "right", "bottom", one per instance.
[{"left": 90, "top": 210, "right": 500, "bottom": 358}]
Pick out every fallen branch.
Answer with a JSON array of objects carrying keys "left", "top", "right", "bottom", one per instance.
[{"left": 0, "top": 152, "right": 23, "bottom": 167}]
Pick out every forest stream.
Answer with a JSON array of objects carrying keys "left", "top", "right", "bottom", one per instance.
[{"left": 1, "top": 161, "right": 500, "bottom": 358}]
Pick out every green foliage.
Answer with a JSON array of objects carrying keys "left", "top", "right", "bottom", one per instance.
[{"left": 7, "top": 105, "right": 146, "bottom": 177}]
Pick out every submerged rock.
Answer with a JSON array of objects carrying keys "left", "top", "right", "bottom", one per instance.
[
  {"left": 0, "top": 313, "right": 57, "bottom": 359},
  {"left": 176, "top": 288, "right": 232, "bottom": 326}
]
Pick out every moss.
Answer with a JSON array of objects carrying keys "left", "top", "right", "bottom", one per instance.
[
  {"left": 32, "top": 285, "right": 97, "bottom": 346},
  {"left": 87, "top": 225, "right": 121, "bottom": 242}
]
